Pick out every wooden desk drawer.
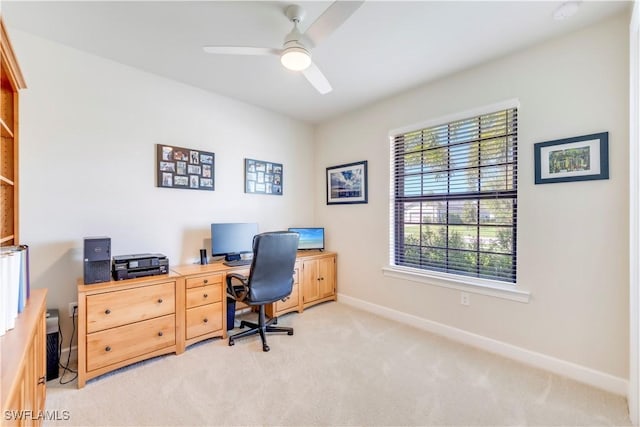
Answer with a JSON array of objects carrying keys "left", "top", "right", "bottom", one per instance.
[
  {"left": 86, "top": 314, "right": 176, "bottom": 372},
  {"left": 186, "top": 283, "right": 222, "bottom": 308},
  {"left": 186, "top": 273, "right": 222, "bottom": 289},
  {"left": 276, "top": 283, "right": 299, "bottom": 312},
  {"left": 186, "top": 302, "right": 223, "bottom": 339},
  {"left": 86, "top": 281, "right": 175, "bottom": 333}
]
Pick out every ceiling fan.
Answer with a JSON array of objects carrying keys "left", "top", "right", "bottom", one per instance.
[{"left": 203, "top": 1, "right": 364, "bottom": 95}]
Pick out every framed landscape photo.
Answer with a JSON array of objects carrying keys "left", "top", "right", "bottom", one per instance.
[
  {"left": 326, "top": 160, "right": 368, "bottom": 205},
  {"left": 534, "top": 132, "right": 609, "bottom": 184},
  {"left": 156, "top": 144, "right": 215, "bottom": 191},
  {"left": 244, "top": 158, "right": 283, "bottom": 195}
]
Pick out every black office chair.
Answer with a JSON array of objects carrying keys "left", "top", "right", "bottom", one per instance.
[{"left": 226, "top": 231, "right": 299, "bottom": 352}]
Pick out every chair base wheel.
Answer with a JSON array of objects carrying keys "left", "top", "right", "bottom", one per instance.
[{"left": 228, "top": 307, "right": 293, "bottom": 351}]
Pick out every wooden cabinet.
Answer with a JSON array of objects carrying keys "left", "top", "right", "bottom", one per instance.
[
  {"left": 301, "top": 252, "right": 336, "bottom": 309},
  {"left": 266, "top": 261, "right": 301, "bottom": 318},
  {"left": 184, "top": 272, "right": 224, "bottom": 342},
  {"left": 77, "top": 274, "right": 184, "bottom": 388},
  {"left": 0, "top": 18, "right": 26, "bottom": 247},
  {"left": 170, "top": 265, "right": 227, "bottom": 349},
  {"left": 75, "top": 251, "right": 337, "bottom": 386},
  {"left": 1, "top": 289, "right": 47, "bottom": 426}
]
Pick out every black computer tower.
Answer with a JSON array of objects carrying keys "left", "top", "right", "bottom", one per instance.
[
  {"left": 46, "top": 309, "right": 59, "bottom": 381},
  {"left": 83, "top": 236, "right": 111, "bottom": 284}
]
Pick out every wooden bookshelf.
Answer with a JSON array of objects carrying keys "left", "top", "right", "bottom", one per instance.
[{"left": 0, "top": 17, "right": 26, "bottom": 247}]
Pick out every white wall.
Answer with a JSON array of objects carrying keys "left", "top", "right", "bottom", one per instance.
[
  {"left": 315, "top": 13, "right": 630, "bottom": 382},
  {"left": 11, "top": 30, "right": 315, "bottom": 346}
]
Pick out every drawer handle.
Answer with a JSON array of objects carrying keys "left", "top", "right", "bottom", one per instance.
[
  {"left": 203, "top": 318, "right": 208, "bottom": 323},
  {"left": 157, "top": 298, "right": 163, "bottom": 304},
  {"left": 105, "top": 309, "right": 111, "bottom": 315},
  {"left": 204, "top": 279, "right": 209, "bottom": 284},
  {"left": 203, "top": 293, "right": 208, "bottom": 298},
  {"left": 38, "top": 376, "right": 46, "bottom": 385},
  {"left": 105, "top": 346, "right": 111, "bottom": 352},
  {"left": 158, "top": 331, "right": 163, "bottom": 337}
]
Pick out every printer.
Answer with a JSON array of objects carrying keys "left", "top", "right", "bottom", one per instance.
[{"left": 112, "top": 253, "right": 169, "bottom": 281}]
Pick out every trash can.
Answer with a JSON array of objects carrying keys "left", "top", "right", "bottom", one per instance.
[{"left": 227, "top": 298, "right": 236, "bottom": 330}]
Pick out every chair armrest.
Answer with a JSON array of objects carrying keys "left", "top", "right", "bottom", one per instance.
[
  {"left": 226, "top": 273, "right": 249, "bottom": 302},
  {"left": 280, "top": 272, "right": 296, "bottom": 302}
]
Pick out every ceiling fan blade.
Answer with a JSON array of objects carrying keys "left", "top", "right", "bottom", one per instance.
[
  {"left": 203, "top": 46, "right": 281, "bottom": 56},
  {"left": 302, "top": 62, "right": 332, "bottom": 94},
  {"left": 303, "top": 1, "right": 364, "bottom": 48}
]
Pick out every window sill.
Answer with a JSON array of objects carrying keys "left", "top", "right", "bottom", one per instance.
[{"left": 382, "top": 265, "right": 531, "bottom": 303}]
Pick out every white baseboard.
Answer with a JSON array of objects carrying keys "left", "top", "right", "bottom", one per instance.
[
  {"left": 60, "top": 345, "right": 78, "bottom": 365},
  {"left": 338, "top": 293, "right": 628, "bottom": 397}
]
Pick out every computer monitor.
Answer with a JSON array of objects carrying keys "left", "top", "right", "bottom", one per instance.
[
  {"left": 211, "top": 222, "right": 258, "bottom": 260},
  {"left": 288, "top": 227, "right": 324, "bottom": 250}
]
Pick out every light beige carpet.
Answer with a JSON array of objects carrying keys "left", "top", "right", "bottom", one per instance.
[{"left": 45, "top": 302, "right": 630, "bottom": 426}]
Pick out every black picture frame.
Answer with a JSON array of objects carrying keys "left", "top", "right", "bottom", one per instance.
[
  {"left": 244, "top": 158, "right": 283, "bottom": 195},
  {"left": 326, "top": 160, "right": 368, "bottom": 205},
  {"left": 534, "top": 132, "right": 609, "bottom": 184},
  {"left": 156, "top": 144, "right": 215, "bottom": 191}
]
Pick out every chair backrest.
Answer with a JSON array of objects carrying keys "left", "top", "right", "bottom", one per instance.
[{"left": 247, "top": 231, "right": 299, "bottom": 305}]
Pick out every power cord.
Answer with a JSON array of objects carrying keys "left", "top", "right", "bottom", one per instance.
[{"left": 58, "top": 305, "right": 78, "bottom": 384}]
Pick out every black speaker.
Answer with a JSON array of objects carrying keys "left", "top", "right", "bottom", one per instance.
[
  {"left": 200, "top": 249, "right": 208, "bottom": 265},
  {"left": 46, "top": 309, "right": 59, "bottom": 381},
  {"left": 83, "top": 237, "right": 111, "bottom": 284}
]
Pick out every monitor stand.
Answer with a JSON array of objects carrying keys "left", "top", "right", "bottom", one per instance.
[{"left": 225, "top": 253, "right": 241, "bottom": 262}]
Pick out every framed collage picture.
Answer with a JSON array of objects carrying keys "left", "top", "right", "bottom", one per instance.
[
  {"left": 156, "top": 144, "right": 215, "bottom": 191},
  {"left": 244, "top": 158, "right": 283, "bottom": 195}
]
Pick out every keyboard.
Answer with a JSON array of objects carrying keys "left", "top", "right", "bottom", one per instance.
[{"left": 223, "top": 259, "right": 252, "bottom": 267}]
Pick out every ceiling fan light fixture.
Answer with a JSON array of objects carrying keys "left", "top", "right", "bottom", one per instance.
[
  {"left": 281, "top": 46, "right": 311, "bottom": 71},
  {"left": 553, "top": 1, "right": 580, "bottom": 21}
]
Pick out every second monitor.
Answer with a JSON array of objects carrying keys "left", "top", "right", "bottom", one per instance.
[{"left": 288, "top": 227, "right": 324, "bottom": 251}]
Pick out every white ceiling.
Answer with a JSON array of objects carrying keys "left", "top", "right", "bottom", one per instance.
[{"left": 2, "top": 1, "right": 631, "bottom": 124}]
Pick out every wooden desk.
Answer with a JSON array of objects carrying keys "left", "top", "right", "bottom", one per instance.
[
  {"left": 171, "top": 250, "right": 336, "bottom": 349},
  {"left": 76, "top": 251, "right": 336, "bottom": 388}
]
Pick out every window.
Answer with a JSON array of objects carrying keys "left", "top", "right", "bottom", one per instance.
[{"left": 391, "top": 107, "right": 518, "bottom": 283}]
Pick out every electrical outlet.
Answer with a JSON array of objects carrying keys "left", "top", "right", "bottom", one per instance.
[
  {"left": 68, "top": 302, "right": 78, "bottom": 317},
  {"left": 460, "top": 292, "right": 470, "bottom": 306}
]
